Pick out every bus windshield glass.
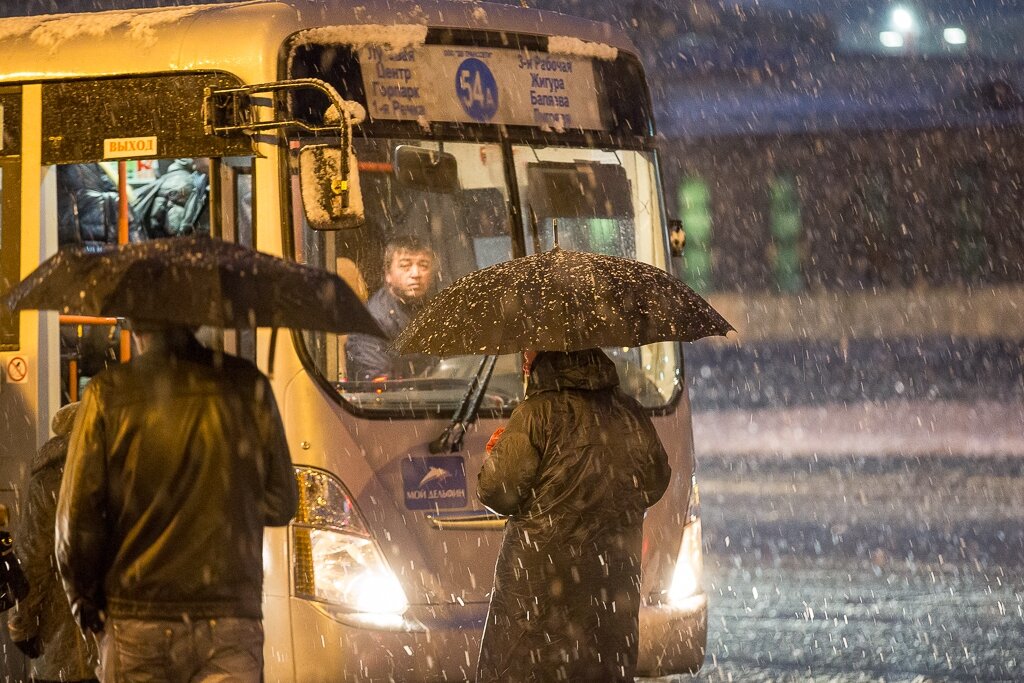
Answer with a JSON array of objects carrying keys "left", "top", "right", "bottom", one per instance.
[{"left": 294, "top": 138, "right": 681, "bottom": 417}]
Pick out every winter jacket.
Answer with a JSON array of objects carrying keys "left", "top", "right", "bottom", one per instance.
[
  {"left": 57, "top": 163, "right": 142, "bottom": 251},
  {"left": 7, "top": 402, "right": 98, "bottom": 681},
  {"left": 56, "top": 332, "right": 298, "bottom": 624},
  {"left": 344, "top": 286, "right": 435, "bottom": 380},
  {"left": 476, "top": 348, "right": 671, "bottom": 682},
  {"left": 132, "top": 158, "right": 210, "bottom": 239}
]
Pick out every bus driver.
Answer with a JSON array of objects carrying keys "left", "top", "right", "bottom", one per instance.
[{"left": 345, "top": 236, "right": 437, "bottom": 381}]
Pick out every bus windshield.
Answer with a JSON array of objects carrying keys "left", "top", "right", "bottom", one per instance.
[{"left": 294, "top": 137, "right": 681, "bottom": 416}]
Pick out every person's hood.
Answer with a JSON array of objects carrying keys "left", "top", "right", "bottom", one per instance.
[
  {"left": 527, "top": 348, "right": 619, "bottom": 395},
  {"left": 167, "top": 158, "right": 195, "bottom": 173},
  {"left": 32, "top": 402, "right": 80, "bottom": 472}
]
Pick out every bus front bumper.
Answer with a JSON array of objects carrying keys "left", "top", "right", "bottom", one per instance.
[{"left": 282, "top": 593, "right": 707, "bottom": 681}]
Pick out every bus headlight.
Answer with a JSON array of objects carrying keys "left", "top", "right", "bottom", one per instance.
[
  {"left": 667, "top": 479, "right": 703, "bottom": 605},
  {"left": 291, "top": 467, "right": 408, "bottom": 615}
]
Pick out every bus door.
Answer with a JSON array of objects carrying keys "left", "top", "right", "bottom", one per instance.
[{"left": 36, "top": 73, "right": 256, "bottom": 394}]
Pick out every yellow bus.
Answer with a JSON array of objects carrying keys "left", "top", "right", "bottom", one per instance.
[{"left": 0, "top": 2, "right": 706, "bottom": 680}]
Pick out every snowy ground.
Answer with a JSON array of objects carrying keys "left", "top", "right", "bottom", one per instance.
[{"left": 647, "top": 400, "right": 1024, "bottom": 682}]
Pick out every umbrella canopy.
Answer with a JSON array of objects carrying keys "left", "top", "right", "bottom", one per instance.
[
  {"left": 0, "top": 236, "right": 384, "bottom": 336},
  {"left": 392, "top": 246, "right": 733, "bottom": 357}
]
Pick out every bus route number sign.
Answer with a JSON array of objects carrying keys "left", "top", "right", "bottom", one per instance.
[
  {"left": 455, "top": 58, "right": 499, "bottom": 122},
  {"left": 359, "top": 44, "right": 603, "bottom": 130}
]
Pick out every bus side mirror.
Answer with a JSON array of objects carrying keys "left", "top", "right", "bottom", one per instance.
[
  {"left": 299, "top": 144, "right": 364, "bottom": 230},
  {"left": 669, "top": 219, "right": 686, "bottom": 257}
]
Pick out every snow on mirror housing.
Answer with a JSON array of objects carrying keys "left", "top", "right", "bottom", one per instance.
[
  {"left": 393, "top": 145, "right": 460, "bottom": 193},
  {"left": 291, "top": 467, "right": 409, "bottom": 616},
  {"left": 300, "top": 144, "right": 364, "bottom": 230}
]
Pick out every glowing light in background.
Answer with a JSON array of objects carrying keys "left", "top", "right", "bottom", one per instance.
[
  {"left": 879, "top": 31, "right": 905, "bottom": 48},
  {"left": 943, "top": 27, "right": 968, "bottom": 45},
  {"left": 890, "top": 7, "right": 918, "bottom": 34}
]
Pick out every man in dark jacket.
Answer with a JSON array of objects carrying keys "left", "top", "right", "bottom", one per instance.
[
  {"left": 57, "top": 163, "right": 142, "bottom": 251},
  {"left": 476, "top": 348, "right": 671, "bottom": 682},
  {"left": 345, "top": 236, "right": 437, "bottom": 380},
  {"left": 56, "top": 324, "right": 298, "bottom": 682},
  {"left": 8, "top": 402, "right": 98, "bottom": 682}
]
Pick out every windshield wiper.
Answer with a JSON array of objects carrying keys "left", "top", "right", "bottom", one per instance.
[{"left": 429, "top": 355, "right": 498, "bottom": 454}]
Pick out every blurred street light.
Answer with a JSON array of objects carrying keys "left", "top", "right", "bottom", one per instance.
[
  {"left": 879, "top": 31, "right": 905, "bottom": 48},
  {"left": 943, "top": 27, "right": 967, "bottom": 46},
  {"left": 890, "top": 7, "right": 917, "bottom": 34}
]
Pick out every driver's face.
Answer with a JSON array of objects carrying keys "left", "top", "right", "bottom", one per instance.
[{"left": 385, "top": 249, "right": 435, "bottom": 301}]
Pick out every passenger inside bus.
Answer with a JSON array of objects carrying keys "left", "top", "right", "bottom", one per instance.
[
  {"left": 57, "top": 162, "right": 142, "bottom": 250},
  {"left": 132, "top": 157, "right": 210, "bottom": 238},
  {"left": 344, "top": 236, "right": 438, "bottom": 381},
  {"left": 57, "top": 158, "right": 211, "bottom": 249}
]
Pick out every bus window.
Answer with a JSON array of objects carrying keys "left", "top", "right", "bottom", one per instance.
[
  {"left": 522, "top": 160, "right": 634, "bottom": 256},
  {"left": 216, "top": 156, "right": 256, "bottom": 361},
  {"left": 295, "top": 138, "right": 522, "bottom": 411},
  {"left": 512, "top": 144, "right": 680, "bottom": 407},
  {"left": 56, "top": 158, "right": 211, "bottom": 252},
  {"left": 53, "top": 159, "right": 250, "bottom": 240},
  {"left": 293, "top": 138, "right": 681, "bottom": 412}
]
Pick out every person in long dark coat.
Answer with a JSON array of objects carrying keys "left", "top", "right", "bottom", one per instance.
[
  {"left": 476, "top": 348, "right": 671, "bottom": 682},
  {"left": 7, "top": 402, "right": 99, "bottom": 682}
]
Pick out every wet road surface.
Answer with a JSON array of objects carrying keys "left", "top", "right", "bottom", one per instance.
[{"left": 660, "top": 450, "right": 1024, "bottom": 682}]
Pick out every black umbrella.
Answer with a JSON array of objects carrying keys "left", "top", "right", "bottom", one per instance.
[
  {"left": 0, "top": 236, "right": 384, "bottom": 336},
  {"left": 392, "top": 246, "right": 733, "bottom": 357}
]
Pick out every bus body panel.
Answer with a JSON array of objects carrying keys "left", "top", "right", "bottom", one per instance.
[{"left": 0, "top": 1, "right": 638, "bottom": 92}]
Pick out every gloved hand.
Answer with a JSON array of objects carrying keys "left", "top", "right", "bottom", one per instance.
[{"left": 13, "top": 635, "right": 41, "bottom": 658}]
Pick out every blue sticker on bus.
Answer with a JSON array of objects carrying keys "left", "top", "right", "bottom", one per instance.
[
  {"left": 401, "top": 456, "right": 468, "bottom": 510},
  {"left": 455, "top": 58, "right": 499, "bottom": 122}
]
